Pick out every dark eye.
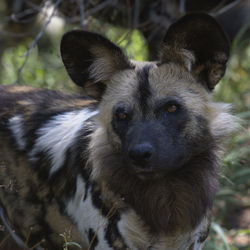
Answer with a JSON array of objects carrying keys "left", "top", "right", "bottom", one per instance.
[
  {"left": 117, "top": 111, "right": 128, "bottom": 120},
  {"left": 167, "top": 104, "right": 178, "bottom": 113},
  {"left": 115, "top": 107, "right": 130, "bottom": 121}
]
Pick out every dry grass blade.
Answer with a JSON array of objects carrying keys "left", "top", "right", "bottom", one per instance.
[
  {"left": 0, "top": 232, "right": 11, "bottom": 248},
  {"left": 29, "top": 238, "right": 45, "bottom": 250},
  {"left": 21, "top": 0, "right": 62, "bottom": 58},
  {"left": 87, "top": 202, "right": 118, "bottom": 250}
]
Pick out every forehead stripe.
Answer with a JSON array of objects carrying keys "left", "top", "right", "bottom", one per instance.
[{"left": 137, "top": 65, "right": 152, "bottom": 115}]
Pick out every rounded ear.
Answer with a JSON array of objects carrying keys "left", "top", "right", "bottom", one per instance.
[
  {"left": 60, "top": 30, "right": 133, "bottom": 99},
  {"left": 161, "top": 13, "right": 230, "bottom": 90}
]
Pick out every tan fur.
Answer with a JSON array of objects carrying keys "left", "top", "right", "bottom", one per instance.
[
  {"left": 6, "top": 85, "right": 36, "bottom": 93},
  {"left": 94, "top": 61, "right": 236, "bottom": 153}
]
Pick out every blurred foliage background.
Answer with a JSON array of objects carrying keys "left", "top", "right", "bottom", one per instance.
[{"left": 0, "top": 0, "right": 250, "bottom": 249}]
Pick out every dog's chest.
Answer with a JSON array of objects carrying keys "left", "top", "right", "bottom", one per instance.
[{"left": 65, "top": 175, "right": 207, "bottom": 250}]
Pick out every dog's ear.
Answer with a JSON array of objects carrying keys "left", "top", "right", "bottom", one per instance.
[
  {"left": 161, "top": 13, "right": 230, "bottom": 90},
  {"left": 61, "top": 30, "right": 133, "bottom": 99}
]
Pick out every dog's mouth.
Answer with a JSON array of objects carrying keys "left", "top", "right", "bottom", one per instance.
[
  {"left": 126, "top": 159, "right": 188, "bottom": 180},
  {"left": 127, "top": 164, "right": 168, "bottom": 180},
  {"left": 136, "top": 170, "right": 163, "bottom": 180}
]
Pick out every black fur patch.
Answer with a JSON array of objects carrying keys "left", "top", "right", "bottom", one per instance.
[
  {"left": 136, "top": 65, "right": 152, "bottom": 115},
  {"left": 105, "top": 212, "right": 128, "bottom": 249},
  {"left": 91, "top": 182, "right": 110, "bottom": 217},
  {"left": 88, "top": 228, "right": 98, "bottom": 249},
  {"left": 198, "top": 226, "right": 210, "bottom": 243},
  {"left": 49, "top": 126, "right": 93, "bottom": 200}
]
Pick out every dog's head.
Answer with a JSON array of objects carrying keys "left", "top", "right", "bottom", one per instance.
[{"left": 61, "top": 13, "right": 234, "bottom": 178}]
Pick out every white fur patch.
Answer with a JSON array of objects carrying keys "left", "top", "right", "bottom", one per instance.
[
  {"left": 117, "top": 210, "right": 148, "bottom": 249},
  {"left": 66, "top": 175, "right": 112, "bottom": 250},
  {"left": 209, "top": 103, "right": 240, "bottom": 139},
  {"left": 9, "top": 115, "right": 26, "bottom": 150},
  {"left": 30, "top": 109, "right": 98, "bottom": 176},
  {"left": 192, "top": 218, "right": 207, "bottom": 250},
  {"left": 180, "top": 49, "right": 195, "bottom": 72}
]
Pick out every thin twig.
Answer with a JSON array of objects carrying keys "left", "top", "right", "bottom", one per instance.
[
  {"left": 14, "top": 53, "right": 29, "bottom": 84},
  {"left": 1, "top": 1, "right": 53, "bottom": 26},
  {"left": 24, "top": 0, "right": 47, "bottom": 12},
  {"left": 133, "top": 0, "right": 140, "bottom": 29},
  {"left": 146, "top": 25, "right": 162, "bottom": 42},
  {"left": 0, "top": 30, "right": 31, "bottom": 38},
  {"left": 209, "top": 0, "right": 227, "bottom": 14},
  {"left": 21, "top": 0, "right": 62, "bottom": 58},
  {"left": 77, "top": 0, "right": 85, "bottom": 29},
  {"left": 149, "top": 9, "right": 172, "bottom": 29},
  {"left": 212, "top": 0, "right": 242, "bottom": 16},
  {"left": 85, "top": 0, "right": 115, "bottom": 16},
  {"left": 87, "top": 202, "right": 118, "bottom": 250},
  {"left": 179, "top": 0, "right": 186, "bottom": 14},
  {"left": 0, "top": 204, "right": 27, "bottom": 248},
  {"left": 126, "top": 0, "right": 132, "bottom": 29},
  {"left": 24, "top": 227, "right": 32, "bottom": 249},
  {"left": 117, "top": 29, "right": 133, "bottom": 45},
  {"left": 0, "top": 232, "right": 11, "bottom": 247},
  {"left": 2, "top": 8, "right": 37, "bottom": 24},
  {"left": 30, "top": 239, "right": 45, "bottom": 250}
]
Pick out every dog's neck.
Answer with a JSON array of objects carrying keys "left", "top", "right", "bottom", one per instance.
[{"left": 89, "top": 128, "right": 219, "bottom": 235}]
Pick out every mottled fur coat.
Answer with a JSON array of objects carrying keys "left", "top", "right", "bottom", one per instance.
[{"left": 0, "top": 13, "right": 237, "bottom": 250}]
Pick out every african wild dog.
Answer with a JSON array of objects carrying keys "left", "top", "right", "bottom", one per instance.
[{"left": 0, "top": 13, "right": 237, "bottom": 250}]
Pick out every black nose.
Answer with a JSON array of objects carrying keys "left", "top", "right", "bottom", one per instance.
[{"left": 128, "top": 143, "right": 153, "bottom": 166}]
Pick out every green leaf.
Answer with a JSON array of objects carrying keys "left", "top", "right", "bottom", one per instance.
[
  {"left": 65, "top": 242, "right": 82, "bottom": 248},
  {"left": 211, "top": 222, "right": 230, "bottom": 250}
]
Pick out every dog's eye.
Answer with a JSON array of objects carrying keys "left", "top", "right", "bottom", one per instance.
[
  {"left": 167, "top": 104, "right": 178, "bottom": 113},
  {"left": 117, "top": 111, "right": 128, "bottom": 120},
  {"left": 155, "top": 99, "right": 181, "bottom": 116},
  {"left": 115, "top": 107, "right": 129, "bottom": 121}
]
